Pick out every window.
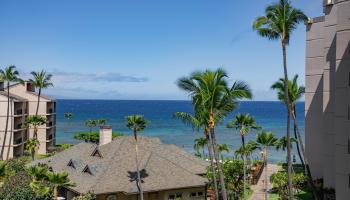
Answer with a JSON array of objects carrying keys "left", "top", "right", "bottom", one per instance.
[
  {"left": 189, "top": 192, "right": 204, "bottom": 198},
  {"left": 168, "top": 193, "right": 182, "bottom": 200},
  {"left": 91, "top": 148, "right": 103, "bottom": 158},
  {"left": 348, "top": 139, "right": 350, "bottom": 154}
]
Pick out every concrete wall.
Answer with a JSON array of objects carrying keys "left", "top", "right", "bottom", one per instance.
[{"left": 306, "top": 0, "right": 350, "bottom": 197}]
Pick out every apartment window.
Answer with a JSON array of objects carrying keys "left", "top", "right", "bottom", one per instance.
[
  {"left": 348, "top": 139, "right": 350, "bottom": 154},
  {"left": 168, "top": 193, "right": 182, "bottom": 200},
  {"left": 190, "top": 192, "right": 204, "bottom": 197}
]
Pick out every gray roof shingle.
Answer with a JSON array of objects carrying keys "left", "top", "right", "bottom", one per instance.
[{"left": 32, "top": 136, "right": 208, "bottom": 194}]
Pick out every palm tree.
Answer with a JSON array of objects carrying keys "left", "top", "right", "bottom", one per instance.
[
  {"left": 28, "top": 70, "right": 53, "bottom": 116},
  {"left": 126, "top": 115, "right": 148, "bottom": 200},
  {"left": 275, "top": 136, "right": 297, "bottom": 152},
  {"left": 47, "top": 171, "right": 75, "bottom": 200},
  {"left": 217, "top": 144, "right": 230, "bottom": 160},
  {"left": 0, "top": 65, "right": 23, "bottom": 160},
  {"left": 177, "top": 69, "right": 252, "bottom": 200},
  {"left": 85, "top": 119, "right": 97, "bottom": 133},
  {"left": 0, "top": 161, "right": 7, "bottom": 183},
  {"left": 64, "top": 112, "right": 73, "bottom": 120},
  {"left": 256, "top": 131, "right": 278, "bottom": 200},
  {"left": 96, "top": 118, "right": 107, "bottom": 126},
  {"left": 194, "top": 137, "right": 207, "bottom": 158},
  {"left": 174, "top": 111, "right": 219, "bottom": 199},
  {"left": 24, "top": 115, "right": 47, "bottom": 139},
  {"left": 227, "top": 114, "right": 260, "bottom": 200},
  {"left": 271, "top": 75, "right": 305, "bottom": 169},
  {"left": 253, "top": 1, "right": 308, "bottom": 198},
  {"left": 234, "top": 140, "right": 258, "bottom": 161},
  {"left": 26, "top": 138, "right": 40, "bottom": 160}
]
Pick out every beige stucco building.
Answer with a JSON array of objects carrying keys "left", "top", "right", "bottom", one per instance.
[
  {"left": 305, "top": 0, "right": 350, "bottom": 198},
  {"left": 0, "top": 82, "right": 56, "bottom": 160}
]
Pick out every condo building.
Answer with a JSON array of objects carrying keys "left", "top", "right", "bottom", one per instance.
[
  {"left": 305, "top": 0, "right": 350, "bottom": 198},
  {"left": 0, "top": 82, "right": 56, "bottom": 160}
]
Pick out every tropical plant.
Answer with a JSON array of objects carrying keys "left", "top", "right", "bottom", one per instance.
[
  {"left": 227, "top": 113, "right": 260, "bottom": 200},
  {"left": 28, "top": 70, "right": 53, "bottom": 116},
  {"left": 177, "top": 68, "right": 252, "bottom": 200},
  {"left": 275, "top": 136, "right": 297, "bottom": 151},
  {"left": 173, "top": 111, "right": 219, "bottom": 198},
  {"left": 0, "top": 171, "right": 37, "bottom": 199},
  {"left": 96, "top": 119, "right": 107, "bottom": 126},
  {"left": 72, "top": 192, "right": 96, "bottom": 200},
  {"left": 256, "top": 131, "right": 278, "bottom": 200},
  {"left": 271, "top": 75, "right": 306, "bottom": 170},
  {"left": 23, "top": 115, "right": 47, "bottom": 139},
  {"left": 27, "top": 165, "right": 50, "bottom": 197},
  {"left": 270, "top": 171, "right": 308, "bottom": 200},
  {"left": 217, "top": 144, "right": 230, "bottom": 160},
  {"left": 126, "top": 115, "right": 148, "bottom": 200},
  {"left": 0, "top": 161, "right": 7, "bottom": 184},
  {"left": 74, "top": 132, "right": 123, "bottom": 143},
  {"left": 0, "top": 65, "right": 23, "bottom": 160},
  {"left": 234, "top": 140, "right": 258, "bottom": 160},
  {"left": 194, "top": 137, "right": 207, "bottom": 158},
  {"left": 47, "top": 171, "right": 75, "bottom": 200},
  {"left": 85, "top": 119, "right": 97, "bottom": 133},
  {"left": 253, "top": 1, "right": 308, "bottom": 198},
  {"left": 26, "top": 138, "right": 40, "bottom": 160},
  {"left": 64, "top": 113, "right": 73, "bottom": 120}
]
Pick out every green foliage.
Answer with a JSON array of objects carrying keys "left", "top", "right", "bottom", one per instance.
[
  {"left": 234, "top": 140, "right": 258, "bottom": 159},
  {"left": 56, "top": 143, "right": 73, "bottom": 150},
  {"left": 26, "top": 138, "right": 40, "bottom": 160},
  {"left": 5, "top": 156, "right": 30, "bottom": 174},
  {"left": 85, "top": 119, "right": 108, "bottom": 132},
  {"left": 29, "top": 70, "right": 53, "bottom": 91},
  {"left": 64, "top": 112, "right": 73, "bottom": 119},
  {"left": 72, "top": 192, "right": 96, "bottom": 200},
  {"left": 74, "top": 132, "right": 124, "bottom": 143},
  {"left": 126, "top": 115, "right": 148, "bottom": 133},
  {"left": 271, "top": 75, "right": 305, "bottom": 105},
  {"left": 227, "top": 114, "right": 260, "bottom": 136},
  {"left": 0, "top": 171, "right": 36, "bottom": 200},
  {"left": 270, "top": 172, "right": 308, "bottom": 199},
  {"left": 23, "top": 115, "right": 47, "bottom": 129}
]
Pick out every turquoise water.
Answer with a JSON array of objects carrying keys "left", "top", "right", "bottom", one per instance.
[{"left": 56, "top": 100, "right": 305, "bottom": 163}]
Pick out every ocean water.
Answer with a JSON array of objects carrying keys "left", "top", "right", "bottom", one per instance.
[{"left": 56, "top": 100, "right": 305, "bottom": 163}]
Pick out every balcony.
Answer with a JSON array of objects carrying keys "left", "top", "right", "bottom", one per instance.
[
  {"left": 14, "top": 137, "right": 22, "bottom": 145},
  {"left": 15, "top": 109, "right": 23, "bottom": 115},
  {"left": 14, "top": 123, "right": 24, "bottom": 130},
  {"left": 46, "top": 121, "right": 54, "bottom": 127},
  {"left": 46, "top": 134, "right": 53, "bottom": 141}
]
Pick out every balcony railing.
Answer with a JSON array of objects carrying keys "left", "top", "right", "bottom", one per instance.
[
  {"left": 14, "top": 138, "right": 22, "bottom": 145},
  {"left": 15, "top": 123, "right": 23, "bottom": 130},
  {"left": 47, "top": 121, "right": 53, "bottom": 127},
  {"left": 15, "top": 109, "right": 23, "bottom": 115},
  {"left": 47, "top": 134, "right": 53, "bottom": 141},
  {"left": 47, "top": 108, "right": 55, "bottom": 114}
]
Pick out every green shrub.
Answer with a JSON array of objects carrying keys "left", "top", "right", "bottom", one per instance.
[
  {"left": 74, "top": 132, "right": 124, "bottom": 143},
  {"left": 72, "top": 192, "right": 96, "bottom": 200}
]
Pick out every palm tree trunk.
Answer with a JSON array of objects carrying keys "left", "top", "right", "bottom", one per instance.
[
  {"left": 292, "top": 106, "right": 305, "bottom": 170},
  {"left": 0, "top": 82, "right": 10, "bottom": 160},
  {"left": 210, "top": 127, "right": 228, "bottom": 200},
  {"left": 53, "top": 186, "right": 58, "bottom": 200},
  {"left": 6, "top": 103, "right": 13, "bottom": 160},
  {"left": 241, "top": 135, "right": 247, "bottom": 200},
  {"left": 134, "top": 131, "right": 144, "bottom": 200},
  {"left": 282, "top": 41, "right": 293, "bottom": 200},
  {"left": 206, "top": 130, "right": 219, "bottom": 200},
  {"left": 264, "top": 146, "right": 268, "bottom": 200},
  {"left": 291, "top": 106, "right": 321, "bottom": 199},
  {"left": 35, "top": 88, "right": 41, "bottom": 116}
]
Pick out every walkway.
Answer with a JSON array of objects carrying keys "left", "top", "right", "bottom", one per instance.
[{"left": 249, "top": 164, "right": 281, "bottom": 200}]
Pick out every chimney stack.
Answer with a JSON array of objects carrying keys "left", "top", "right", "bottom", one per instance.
[
  {"left": 99, "top": 125, "right": 112, "bottom": 145},
  {"left": 26, "top": 82, "right": 35, "bottom": 92}
]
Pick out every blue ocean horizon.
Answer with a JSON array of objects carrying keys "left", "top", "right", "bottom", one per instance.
[{"left": 55, "top": 100, "right": 305, "bottom": 163}]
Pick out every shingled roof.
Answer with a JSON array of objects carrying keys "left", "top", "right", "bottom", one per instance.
[{"left": 31, "top": 136, "right": 208, "bottom": 195}]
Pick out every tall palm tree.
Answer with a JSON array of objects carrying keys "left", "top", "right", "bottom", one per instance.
[
  {"left": 26, "top": 138, "right": 40, "bottom": 160},
  {"left": 85, "top": 119, "right": 97, "bottom": 133},
  {"left": 126, "top": 115, "right": 148, "bottom": 200},
  {"left": 47, "top": 171, "right": 75, "bottom": 200},
  {"left": 174, "top": 111, "right": 219, "bottom": 199},
  {"left": 256, "top": 131, "right": 278, "bottom": 200},
  {"left": 177, "top": 69, "right": 252, "bottom": 200},
  {"left": 194, "top": 137, "right": 207, "bottom": 158},
  {"left": 275, "top": 136, "right": 297, "bottom": 152},
  {"left": 0, "top": 66, "right": 23, "bottom": 160},
  {"left": 28, "top": 70, "right": 53, "bottom": 116},
  {"left": 96, "top": 118, "right": 107, "bottom": 126},
  {"left": 227, "top": 114, "right": 260, "bottom": 200},
  {"left": 217, "top": 144, "right": 230, "bottom": 160},
  {"left": 64, "top": 113, "right": 73, "bottom": 120},
  {"left": 253, "top": 1, "right": 308, "bottom": 198},
  {"left": 271, "top": 75, "right": 305, "bottom": 169},
  {"left": 24, "top": 115, "right": 47, "bottom": 139}
]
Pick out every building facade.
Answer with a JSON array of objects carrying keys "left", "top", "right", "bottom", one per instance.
[
  {"left": 305, "top": 0, "right": 350, "bottom": 198},
  {"left": 0, "top": 82, "right": 56, "bottom": 160}
]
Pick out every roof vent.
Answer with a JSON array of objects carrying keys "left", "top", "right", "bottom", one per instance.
[
  {"left": 91, "top": 147, "right": 103, "bottom": 158},
  {"left": 67, "top": 159, "right": 76, "bottom": 169},
  {"left": 82, "top": 165, "right": 93, "bottom": 175}
]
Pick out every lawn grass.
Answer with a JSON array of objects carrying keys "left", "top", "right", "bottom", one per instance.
[{"left": 268, "top": 190, "right": 313, "bottom": 200}]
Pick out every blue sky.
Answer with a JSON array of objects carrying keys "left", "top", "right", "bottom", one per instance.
[{"left": 0, "top": 0, "right": 323, "bottom": 100}]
